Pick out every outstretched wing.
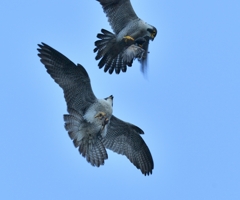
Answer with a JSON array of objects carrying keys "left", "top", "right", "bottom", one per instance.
[
  {"left": 37, "top": 42, "right": 97, "bottom": 114},
  {"left": 97, "top": 0, "right": 139, "bottom": 34},
  {"left": 102, "top": 115, "right": 153, "bottom": 175}
]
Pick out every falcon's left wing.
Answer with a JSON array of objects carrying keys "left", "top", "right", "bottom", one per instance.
[
  {"left": 102, "top": 115, "right": 153, "bottom": 175},
  {"left": 97, "top": 0, "right": 139, "bottom": 34}
]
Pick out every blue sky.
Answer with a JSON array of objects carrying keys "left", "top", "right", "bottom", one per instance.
[{"left": 1, "top": 0, "right": 240, "bottom": 199}]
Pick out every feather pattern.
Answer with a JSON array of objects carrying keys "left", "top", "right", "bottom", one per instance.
[
  {"left": 37, "top": 43, "right": 96, "bottom": 113},
  {"left": 102, "top": 116, "right": 154, "bottom": 175},
  {"left": 94, "top": 29, "right": 149, "bottom": 74},
  {"left": 64, "top": 108, "right": 108, "bottom": 167},
  {"left": 97, "top": 0, "right": 139, "bottom": 34}
]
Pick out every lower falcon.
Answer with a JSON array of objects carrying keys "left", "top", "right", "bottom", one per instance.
[{"left": 37, "top": 42, "right": 154, "bottom": 175}]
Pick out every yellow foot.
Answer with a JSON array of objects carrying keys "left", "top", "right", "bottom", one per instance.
[
  {"left": 123, "top": 35, "right": 134, "bottom": 43},
  {"left": 95, "top": 112, "right": 106, "bottom": 120}
]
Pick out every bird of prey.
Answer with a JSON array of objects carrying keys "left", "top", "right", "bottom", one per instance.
[
  {"left": 37, "top": 42, "right": 153, "bottom": 175},
  {"left": 94, "top": 0, "right": 157, "bottom": 74}
]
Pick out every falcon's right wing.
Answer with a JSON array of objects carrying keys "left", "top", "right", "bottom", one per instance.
[{"left": 37, "top": 43, "right": 97, "bottom": 114}]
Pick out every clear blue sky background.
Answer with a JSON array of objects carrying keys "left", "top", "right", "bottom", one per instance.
[{"left": 1, "top": 0, "right": 240, "bottom": 199}]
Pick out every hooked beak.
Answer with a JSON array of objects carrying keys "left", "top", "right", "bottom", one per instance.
[
  {"left": 151, "top": 32, "right": 156, "bottom": 41},
  {"left": 147, "top": 28, "right": 157, "bottom": 41},
  {"left": 104, "top": 95, "right": 114, "bottom": 100}
]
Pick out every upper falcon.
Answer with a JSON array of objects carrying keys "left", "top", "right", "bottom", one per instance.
[
  {"left": 94, "top": 0, "right": 157, "bottom": 74},
  {"left": 37, "top": 42, "right": 154, "bottom": 175}
]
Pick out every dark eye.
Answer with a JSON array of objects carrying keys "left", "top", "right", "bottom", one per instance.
[{"left": 147, "top": 28, "right": 152, "bottom": 33}]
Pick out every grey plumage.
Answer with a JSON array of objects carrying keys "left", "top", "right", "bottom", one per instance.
[
  {"left": 37, "top": 42, "right": 153, "bottom": 175},
  {"left": 94, "top": 0, "right": 157, "bottom": 74}
]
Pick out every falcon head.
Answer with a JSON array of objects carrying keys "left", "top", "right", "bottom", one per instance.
[
  {"left": 94, "top": 95, "right": 114, "bottom": 133},
  {"left": 104, "top": 95, "right": 114, "bottom": 107},
  {"left": 93, "top": 95, "right": 113, "bottom": 126},
  {"left": 147, "top": 26, "right": 157, "bottom": 41},
  {"left": 84, "top": 95, "right": 113, "bottom": 127},
  {"left": 95, "top": 95, "right": 113, "bottom": 122}
]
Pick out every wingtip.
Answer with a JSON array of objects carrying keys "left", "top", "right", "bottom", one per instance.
[
  {"left": 143, "top": 170, "right": 153, "bottom": 176},
  {"left": 37, "top": 42, "right": 47, "bottom": 48}
]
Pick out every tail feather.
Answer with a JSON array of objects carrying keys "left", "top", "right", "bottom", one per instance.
[
  {"left": 94, "top": 29, "right": 116, "bottom": 61},
  {"left": 64, "top": 112, "right": 85, "bottom": 145},
  {"left": 95, "top": 39, "right": 109, "bottom": 48},
  {"left": 98, "top": 54, "right": 108, "bottom": 69},
  {"left": 99, "top": 53, "right": 127, "bottom": 74},
  {"left": 80, "top": 136, "right": 108, "bottom": 167},
  {"left": 94, "top": 39, "right": 111, "bottom": 57},
  {"left": 100, "top": 29, "right": 113, "bottom": 36},
  {"left": 110, "top": 56, "right": 118, "bottom": 74},
  {"left": 104, "top": 56, "right": 114, "bottom": 74},
  {"left": 94, "top": 29, "right": 148, "bottom": 74},
  {"left": 96, "top": 33, "right": 113, "bottom": 40},
  {"left": 114, "top": 54, "right": 123, "bottom": 74},
  {"left": 64, "top": 108, "right": 108, "bottom": 167},
  {"left": 94, "top": 29, "right": 129, "bottom": 74}
]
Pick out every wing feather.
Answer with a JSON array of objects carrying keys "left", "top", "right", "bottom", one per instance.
[
  {"left": 97, "top": 0, "right": 139, "bottom": 34},
  {"left": 102, "top": 115, "right": 153, "bottom": 175},
  {"left": 37, "top": 42, "right": 97, "bottom": 113}
]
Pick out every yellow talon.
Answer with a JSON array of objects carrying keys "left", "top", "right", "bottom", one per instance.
[
  {"left": 123, "top": 35, "right": 134, "bottom": 42},
  {"left": 95, "top": 112, "right": 106, "bottom": 119}
]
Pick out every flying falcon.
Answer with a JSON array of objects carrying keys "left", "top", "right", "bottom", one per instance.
[
  {"left": 37, "top": 43, "right": 153, "bottom": 175},
  {"left": 94, "top": 0, "right": 157, "bottom": 74}
]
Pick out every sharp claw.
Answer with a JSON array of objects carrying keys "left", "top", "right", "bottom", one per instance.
[
  {"left": 101, "top": 118, "right": 109, "bottom": 131},
  {"left": 123, "top": 35, "right": 134, "bottom": 43}
]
